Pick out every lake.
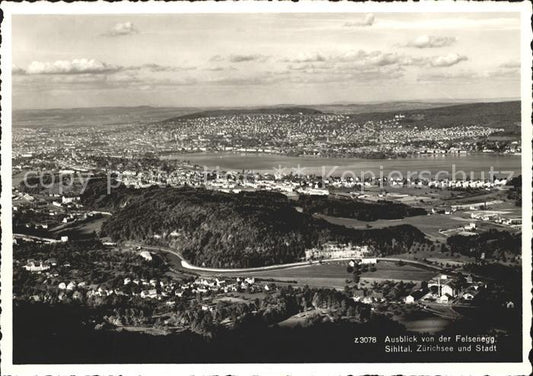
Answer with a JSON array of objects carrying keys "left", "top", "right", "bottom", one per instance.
[
  {"left": 398, "top": 309, "right": 453, "bottom": 334},
  {"left": 163, "top": 152, "right": 521, "bottom": 179}
]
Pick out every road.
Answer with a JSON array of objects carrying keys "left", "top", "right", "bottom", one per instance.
[{"left": 125, "top": 242, "right": 446, "bottom": 275}]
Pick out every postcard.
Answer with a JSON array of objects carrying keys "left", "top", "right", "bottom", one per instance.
[{"left": 1, "top": 1, "right": 531, "bottom": 375}]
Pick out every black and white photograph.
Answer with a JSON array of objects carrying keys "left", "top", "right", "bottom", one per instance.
[{"left": 1, "top": 2, "right": 531, "bottom": 375}]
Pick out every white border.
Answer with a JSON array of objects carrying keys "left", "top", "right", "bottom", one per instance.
[{"left": 1, "top": 2, "right": 531, "bottom": 375}]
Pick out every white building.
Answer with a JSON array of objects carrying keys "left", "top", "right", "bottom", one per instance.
[
  {"left": 305, "top": 243, "right": 371, "bottom": 260},
  {"left": 23, "top": 260, "right": 51, "bottom": 272},
  {"left": 139, "top": 251, "right": 153, "bottom": 261}
]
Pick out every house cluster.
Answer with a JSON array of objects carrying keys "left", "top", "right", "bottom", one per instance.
[
  {"left": 403, "top": 274, "right": 484, "bottom": 304},
  {"left": 187, "top": 277, "right": 266, "bottom": 295},
  {"left": 14, "top": 233, "right": 69, "bottom": 245},
  {"left": 305, "top": 242, "right": 372, "bottom": 261},
  {"left": 120, "top": 276, "right": 270, "bottom": 301},
  {"left": 452, "top": 200, "right": 504, "bottom": 211},
  {"left": 469, "top": 210, "right": 522, "bottom": 227},
  {"left": 296, "top": 187, "right": 330, "bottom": 196},
  {"left": 39, "top": 278, "right": 175, "bottom": 302},
  {"left": 13, "top": 189, "right": 95, "bottom": 238},
  {"left": 23, "top": 258, "right": 57, "bottom": 272},
  {"left": 429, "top": 178, "right": 508, "bottom": 190},
  {"left": 438, "top": 222, "right": 477, "bottom": 237},
  {"left": 352, "top": 289, "right": 385, "bottom": 304}
]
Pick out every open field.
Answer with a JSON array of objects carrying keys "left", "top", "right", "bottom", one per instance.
[
  {"left": 316, "top": 213, "right": 467, "bottom": 240},
  {"left": 393, "top": 250, "right": 476, "bottom": 264},
  {"left": 188, "top": 260, "right": 441, "bottom": 290},
  {"left": 360, "top": 261, "right": 437, "bottom": 282},
  {"left": 52, "top": 216, "right": 107, "bottom": 240},
  {"left": 242, "top": 262, "right": 350, "bottom": 290},
  {"left": 186, "top": 261, "right": 353, "bottom": 289}
]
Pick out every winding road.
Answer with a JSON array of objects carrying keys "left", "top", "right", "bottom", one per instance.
[{"left": 125, "top": 242, "right": 445, "bottom": 275}]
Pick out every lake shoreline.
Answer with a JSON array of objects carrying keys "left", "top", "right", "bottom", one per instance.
[{"left": 161, "top": 151, "right": 521, "bottom": 177}]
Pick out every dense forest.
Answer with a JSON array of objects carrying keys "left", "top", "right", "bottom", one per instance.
[
  {"left": 446, "top": 229, "right": 521, "bottom": 262},
  {"left": 82, "top": 180, "right": 429, "bottom": 268},
  {"left": 506, "top": 175, "right": 522, "bottom": 206},
  {"left": 296, "top": 196, "right": 427, "bottom": 221}
]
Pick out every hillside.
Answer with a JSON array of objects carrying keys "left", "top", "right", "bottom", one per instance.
[
  {"left": 311, "top": 101, "right": 455, "bottom": 114},
  {"left": 161, "top": 107, "right": 324, "bottom": 123},
  {"left": 12, "top": 106, "right": 199, "bottom": 129},
  {"left": 14, "top": 101, "right": 519, "bottom": 130},
  {"left": 296, "top": 196, "right": 427, "bottom": 221},
  {"left": 349, "top": 101, "right": 520, "bottom": 131},
  {"left": 81, "top": 181, "right": 428, "bottom": 268}
]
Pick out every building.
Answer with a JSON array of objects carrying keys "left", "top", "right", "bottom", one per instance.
[
  {"left": 139, "top": 251, "right": 153, "bottom": 261},
  {"left": 462, "top": 292, "right": 475, "bottom": 301},
  {"left": 404, "top": 289, "right": 427, "bottom": 304},
  {"left": 23, "top": 259, "right": 51, "bottom": 272},
  {"left": 463, "top": 223, "right": 476, "bottom": 231},
  {"left": 140, "top": 289, "right": 158, "bottom": 299},
  {"left": 61, "top": 196, "right": 80, "bottom": 204},
  {"left": 428, "top": 275, "right": 457, "bottom": 298},
  {"left": 305, "top": 242, "right": 371, "bottom": 260}
]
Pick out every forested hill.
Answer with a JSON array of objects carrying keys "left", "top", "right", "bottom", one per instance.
[
  {"left": 349, "top": 101, "right": 520, "bottom": 131},
  {"left": 82, "top": 180, "right": 428, "bottom": 268},
  {"left": 161, "top": 107, "right": 324, "bottom": 122},
  {"left": 296, "top": 195, "right": 427, "bottom": 221}
]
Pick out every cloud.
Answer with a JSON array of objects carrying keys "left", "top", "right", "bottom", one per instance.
[
  {"left": 417, "top": 71, "right": 478, "bottom": 82},
  {"left": 205, "top": 66, "right": 237, "bottom": 72},
  {"left": 406, "top": 35, "right": 457, "bottom": 48},
  {"left": 231, "top": 54, "right": 267, "bottom": 63},
  {"left": 26, "top": 58, "right": 122, "bottom": 75},
  {"left": 486, "top": 61, "right": 520, "bottom": 79},
  {"left": 210, "top": 54, "right": 269, "bottom": 63},
  {"left": 286, "top": 50, "right": 406, "bottom": 69},
  {"left": 131, "top": 64, "right": 197, "bottom": 72},
  {"left": 281, "top": 53, "right": 327, "bottom": 64},
  {"left": 103, "top": 22, "right": 139, "bottom": 37},
  {"left": 429, "top": 53, "right": 468, "bottom": 67},
  {"left": 283, "top": 51, "right": 408, "bottom": 83},
  {"left": 499, "top": 61, "right": 520, "bottom": 69},
  {"left": 281, "top": 49, "right": 469, "bottom": 85},
  {"left": 344, "top": 13, "right": 375, "bottom": 27},
  {"left": 12, "top": 65, "right": 26, "bottom": 75},
  {"left": 417, "top": 66, "right": 519, "bottom": 82},
  {"left": 361, "top": 51, "right": 401, "bottom": 66}
]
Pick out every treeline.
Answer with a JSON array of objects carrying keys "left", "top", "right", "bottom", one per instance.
[
  {"left": 110, "top": 286, "right": 371, "bottom": 337},
  {"left": 296, "top": 196, "right": 427, "bottom": 221},
  {"left": 447, "top": 229, "right": 521, "bottom": 262},
  {"left": 506, "top": 175, "right": 521, "bottom": 207},
  {"left": 80, "top": 177, "right": 146, "bottom": 211},
  {"left": 85, "top": 181, "right": 429, "bottom": 268}
]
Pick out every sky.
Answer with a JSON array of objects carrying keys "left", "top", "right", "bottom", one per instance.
[{"left": 12, "top": 13, "right": 521, "bottom": 109}]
